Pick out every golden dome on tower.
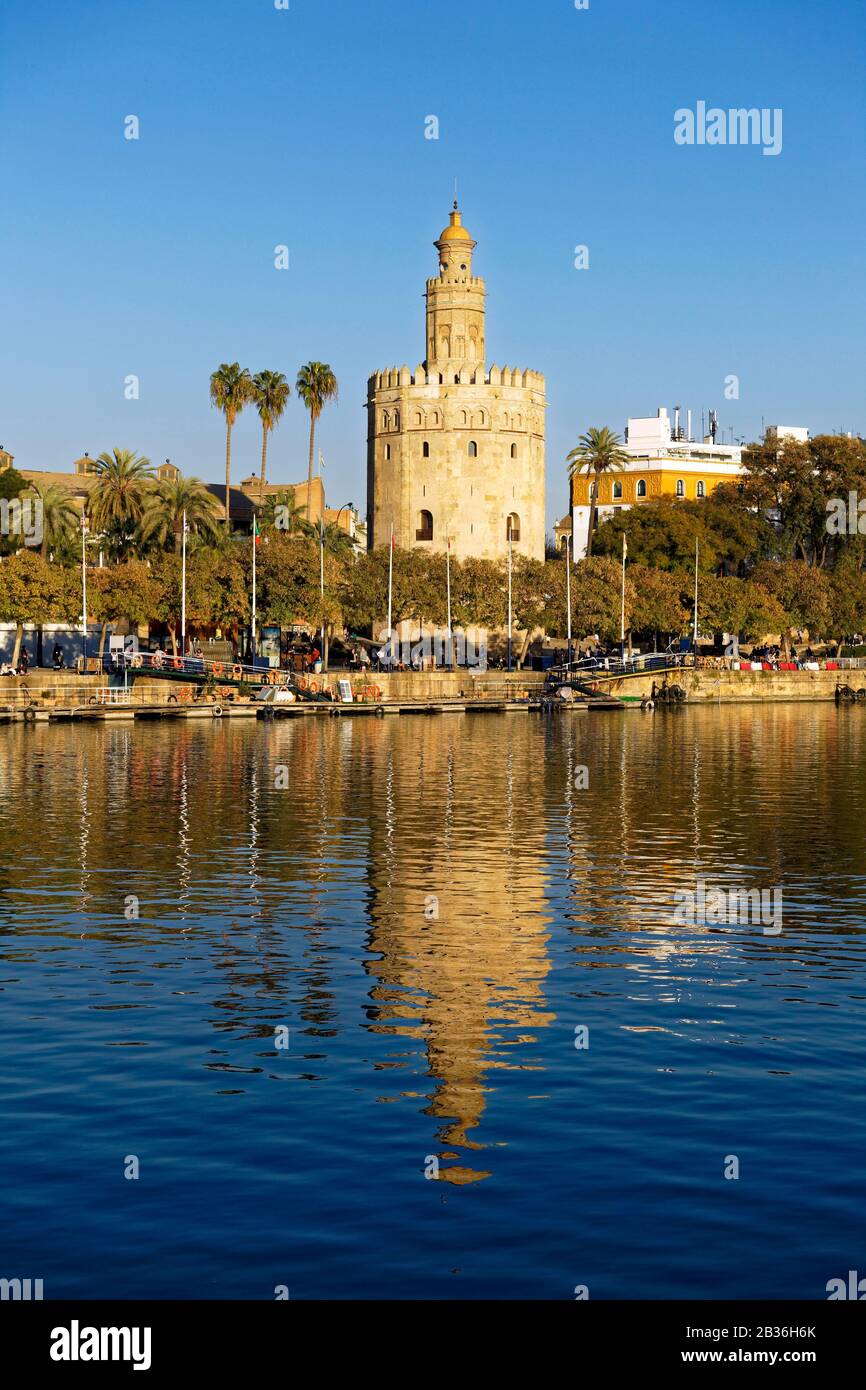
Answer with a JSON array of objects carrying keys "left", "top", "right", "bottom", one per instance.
[{"left": 437, "top": 201, "right": 475, "bottom": 244}]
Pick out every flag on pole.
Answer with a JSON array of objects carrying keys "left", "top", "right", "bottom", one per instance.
[
  {"left": 318, "top": 451, "right": 325, "bottom": 472},
  {"left": 253, "top": 516, "right": 260, "bottom": 547}
]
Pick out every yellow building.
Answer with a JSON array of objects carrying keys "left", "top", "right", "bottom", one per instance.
[{"left": 569, "top": 407, "right": 744, "bottom": 557}]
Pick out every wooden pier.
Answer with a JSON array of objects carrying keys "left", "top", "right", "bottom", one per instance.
[{"left": 0, "top": 693, "right": 624, "bottom": 724}]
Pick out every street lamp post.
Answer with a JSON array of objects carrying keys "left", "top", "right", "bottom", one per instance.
[
  {"left": 181, "top": 510, "right": 188, "bottom": 658},
  {"left": 507, "top": 528, "right": 513, "bottom": 672},
  {"left": 565, "top": 533, "right": 572, "bottom": 668},
  {"left": 446, "top": 536, "right": 453, "bottom": 670},
  {"left": 321, "top": 502, "right": 353, "bottom": 672},
  {"left": 81, "top": 514, "right": 88, "bottom": 671}
]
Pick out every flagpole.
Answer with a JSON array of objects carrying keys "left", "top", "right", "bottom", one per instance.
[
  {"left": 507, "top": 530, "right": 513, "bottom": 671},
  {"left": 181, "top": 509, "right": 187, "bottom": 659},
  {"left": 445, "top": 535, "right": 453, "bottom": 670},
  {"left": 620, "top": 531, "right": 627, "bottom": 662},
  {"left": 251, "top": 515, "right": 257, "bottom": 665},
  {"left": 566, "top": 534, "right": 572, "bottom": 668},
  {"left": 389, "top": 522, "right": 394, "bottom": 661},
  {"left": 692, "top": 537, "right": 699, "bottom": 666},
  {"left": 319, "top": 512, "right": 326, "bottom": 670}
]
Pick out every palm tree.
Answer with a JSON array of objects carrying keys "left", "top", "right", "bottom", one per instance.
[
  {"left": 25, "top": 481, "right": 79, "bottom": 559},
  {"left": 321, "top": 520, "right": 355, "bottom": 557},
  {"left": 566, "top": 426, "right": 629, "bottom": 555},
  {"left": 89, "top": 449, "right": 154, "bottom": 558},
  {"left": 139, "top": 475, "right": 223, "bottom": 555},
  {"left": 210, "top": 363, "right": 252, "bottom": 524},
  {"left": 295, "top": 362, "right": 338, "bottom": 523},
  {"left": 251, "top": 370, "right": 291, "bottom": 502}
]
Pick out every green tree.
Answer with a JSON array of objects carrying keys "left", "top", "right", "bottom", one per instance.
[
  {"left": 184, "top": 548, "right": 249, "bottom": 643},
  {"left": 828, "top": 563, "right": 866, "bottom": 648},
  {"left": 593, "top": 498, "right": 719, "bottom": 573},
  {"left": 0, "top": 466, "right": 28, "bottom": 553},
  {"left": 449, "top": 557, "right": 506, "bottom": 630},
  {"left": 139, "top": 475, "right": 223, "bottom": 555},
  {"left": 260, "top": 486, "right": 312, "bottom": 537},
  {"left": 0, "top": 549, "right": 78, "bottom": 666},
  {"left": 566, "top": 427, "right": 629, "bottom": 555},
  {"left": 628, "top": 564, "right": 688, "bottom": 644},
  {"left": 570, "top": 556, "right": 628, "bottom": 642},
  {"left": 89, "top": 560, "right": 162, "bottom": 656},
  {"left": 697, "top": 575, "right": 787, "bottom": 646},
  {"left": 26, "top": 482, "right": 79, "bottom": 559},
  {"left": 0, "top": 467, "right": 26, "bottom": 501},
  {"left": 295, "top": 362, "right": 338, "bottom": 521},
  {"left": 250, "top": 370, "right": 291, "bottom": 502},
  {"left": 210, "top": 363, "right": 253, "bottom": 524},
  {"left": 751, "top": 560, "right": 832, "bottom": 656},
  {"left": 321, "top": 520, "right": 355, "bottom": 557},
  {"left": 89, "top": 450, "right": 154, "bottom": 559}
]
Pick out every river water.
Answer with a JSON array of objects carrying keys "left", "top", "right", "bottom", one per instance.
[{"left": 0, "top": 705, "right": 864, "bottom": 1298}]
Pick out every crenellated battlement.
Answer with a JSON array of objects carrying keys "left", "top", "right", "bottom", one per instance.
[
  {"left": 368, "top": 363, "right": 545, "bottom": 392},
  {"left": 425, "top": 275, "right": 486, "bottom": 292}
]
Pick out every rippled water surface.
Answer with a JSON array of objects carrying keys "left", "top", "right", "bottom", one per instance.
[{"left": 1, "top": 705, "right": 864, "bottom": 1298}]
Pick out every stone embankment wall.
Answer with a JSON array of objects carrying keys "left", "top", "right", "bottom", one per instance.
[
  {"left": 604, "top": 668, "right": 857, "bottom": 703},
  {"left": 3, "top": 667, "right": 861, "bottom": 705}
]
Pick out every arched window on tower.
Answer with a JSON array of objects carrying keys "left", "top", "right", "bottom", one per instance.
[
  {"left": 696, "top": 480, "right": 706, "bottom": 497},
  {"left": 468, "top": 440, "right": 478, "bottom": 457},
  {"left": 676, "top": 478, "right": 685, "bottom": 497},
  {"left": 613, "top": 480, "right": 623, "bottom": 500},
  {"left": 416, "top": 510, "right": 433, "bottom": 541},
  {"left": 506, "top": 513, "right": 521, "bottom": 543},
  {"left": 636, "top": 479, "right": 647, "bottom": 498},
  {"left": 510, "top": 443, "right": 517, "bottom": 459},
  {"left": 385, "top": 445, "right": 391, "bottom": 461},
  {"left": 422, "top": 441, "right": 430, "bottom": 458}
]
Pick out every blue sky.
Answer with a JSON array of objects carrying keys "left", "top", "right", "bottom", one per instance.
[{"left": 1, "top": 0, "right": 864, "bottom": 529}]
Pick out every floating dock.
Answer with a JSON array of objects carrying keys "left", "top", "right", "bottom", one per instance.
[{"left": 0, "top": 694, "right": 625, "bottom": 724}]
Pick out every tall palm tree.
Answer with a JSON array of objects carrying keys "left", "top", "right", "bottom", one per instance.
[
  {"left": 89, "top": 449, "right": 154, "bottom": 559},
  {"left": 25, "top": 481, "right": 79, "bottom": 559},
  {"left": 296, "top": 362, "right": 338, "bottom": 523},
  {"left": 566, "top": 426, "right": 629, "bottom": 555},
  {"left": 139, "top": 475, "right": 223, "bottom": 555},
  {"left": 251, "top": 370, "right": 291, "bottom": 502},
  {"left": 210, "top": 362, "right": 252, "bottom": 524}
]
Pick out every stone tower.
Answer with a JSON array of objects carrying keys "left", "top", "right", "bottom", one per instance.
[{"left": 367, "top": 204, "right": 546, "bottom": 562}]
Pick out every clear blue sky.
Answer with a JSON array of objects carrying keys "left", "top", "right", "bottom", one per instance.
[{"left": 1, "top": 0, "right": 863, "bottom": 530}]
